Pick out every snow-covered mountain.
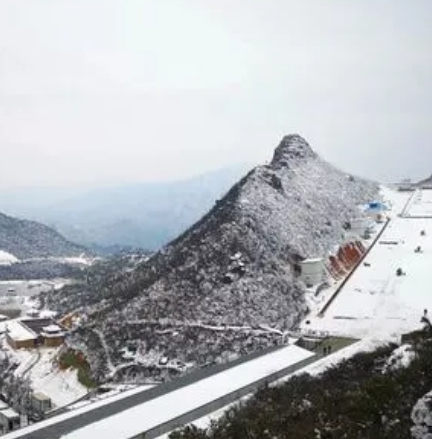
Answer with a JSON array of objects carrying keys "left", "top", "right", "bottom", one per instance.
[
  {"left": 0, "top": 211, "right": 86, "bottom": 259},
  {"left": 0, "top": 211, "right": 90, "bottom": 279},
  {"left": 46, "top": 134, "right": 379, "bottom": 381}
]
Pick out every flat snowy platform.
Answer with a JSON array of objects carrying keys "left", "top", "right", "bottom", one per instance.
[{"left": 302, "top": 189, "right": 432, "bottom": 338}]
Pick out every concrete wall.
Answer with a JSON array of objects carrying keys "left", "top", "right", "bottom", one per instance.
[{"left": 44, "top": 336, "right": 64, "bottom": 348}]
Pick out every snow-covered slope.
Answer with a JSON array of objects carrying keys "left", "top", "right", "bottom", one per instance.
[
  {"left": 0, "top": 211, "right": 92, "bottom": 279},
  {"left": 0, "top": 250, "right": 19, "bottom": 266},
  {"left": 48, "top": 134, "right": 379, "bottom": 381},
  {"left": 0, "top": 211, "right": 86, "bottom": 259}
]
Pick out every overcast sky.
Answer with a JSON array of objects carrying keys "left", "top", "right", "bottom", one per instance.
[{"left": 1, "top": 0, "right": 431, "bottom": 189}]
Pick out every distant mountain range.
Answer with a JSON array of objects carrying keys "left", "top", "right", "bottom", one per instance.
[
  {"left": 45, "top": 134, "right": 379, "bottom": 383},
  {"left": 0, "top": 166, "right": 250, "bottom": 251}
]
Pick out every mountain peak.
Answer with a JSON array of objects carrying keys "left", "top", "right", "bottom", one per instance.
[{"left": 270, "top": 134, "right": 316, "bottom": 168}]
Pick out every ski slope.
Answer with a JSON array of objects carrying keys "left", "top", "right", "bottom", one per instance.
[{"left": 301, "top": 188, "right": 432, "bottom": 339}]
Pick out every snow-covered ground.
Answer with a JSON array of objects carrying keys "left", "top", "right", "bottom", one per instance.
[
  {"left": 299, "top": 189, "right": 431, "bottom": 339},
  {"left": 47, "top": 256, "right": 95, "bottom": 266},
  {"left": 1, "top": 338, "right": 88, "bottom": 408},
  {"left": 403, "top": 188, "right": 432, "bottom": 218},
  {"left": 26, "top": 349, "right": 88, "bottom": 408},
  {"left": 4, "top": 344, "right": 314, "bottom": 439},
  {"left": 67, "top": 384, "right": 155, "bottom": 411},
  {"left": 0, "top": 250, "right": 19, "bottom": 266}
]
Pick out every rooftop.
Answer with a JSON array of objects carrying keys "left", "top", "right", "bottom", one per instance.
[
  {"left": 301, "top": 258, "right": 323, "bottom": 264},
  {"left": 20, "top": 318, "right": 65, "bottom": 336},
  {"left": 6, "top": 320, "right": 37, "bottom": 342},
  {"left": 42, "top": 325, "right": 62, "bottom": 334},
  {"left": 33, "top": 392, "right": 51, "bottom": 401},
  {"left": 0, "top": 408, "right": 19, "bottom": 419},
  {"left": 4, "top": 344, "right": 314, "bottom": 439}
]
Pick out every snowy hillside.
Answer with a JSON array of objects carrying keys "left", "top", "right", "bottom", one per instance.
[
  {"left": 0, "top": 211, "right": 92, "bottom": 280},
  {"left": 46, "top": 134, "right": 379, "bottom": 382},
  {"left": 0, "top": 212, "right": 86, "bottom": 259},
  {"left": 0, "top": 250, "right": 19, "bottom": 266}
]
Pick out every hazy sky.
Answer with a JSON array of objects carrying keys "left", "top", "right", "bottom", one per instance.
[{"left": 1, "top": 0, "right": 431, "bottom": 188}]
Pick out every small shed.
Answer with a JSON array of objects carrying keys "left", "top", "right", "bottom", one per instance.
[
  {"left": 31, "top": 392, "right": 52, "bottom": 414},
  {"left": 299, "top": 258, "right": 326, "bottom": 287},
  {"left": 0, "top": 407, "right": 20, "bottom": 433}
]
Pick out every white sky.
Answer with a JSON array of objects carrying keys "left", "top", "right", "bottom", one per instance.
[{"left": 1, "top": 0, "right": 431, "bottom": 188}]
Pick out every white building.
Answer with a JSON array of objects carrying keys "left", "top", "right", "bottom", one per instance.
[
  {"left": 347, "top": 217, "right": 372, "bottom": 239},
  {"left": 299, "top": 258, "right": 327, "bottom": 287}
]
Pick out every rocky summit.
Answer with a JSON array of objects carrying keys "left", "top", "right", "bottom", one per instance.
[{"left": 47, "top": 135, "right": 379, "bottom": 382}]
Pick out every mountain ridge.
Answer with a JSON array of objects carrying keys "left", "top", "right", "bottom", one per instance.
[{"left": 45, "top": 134, "right": 380, "bottom": 382}]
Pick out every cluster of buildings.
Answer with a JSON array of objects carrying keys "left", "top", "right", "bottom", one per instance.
[
  {"left": 0, "top": 316, "right": 66, "bottom": 432},
  {"left": 4, "top": 318, "right": 66, "bottom": 350}
]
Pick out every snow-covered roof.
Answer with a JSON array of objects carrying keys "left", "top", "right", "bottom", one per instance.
[
  {"left": 39, "top": 310, "right": 58, "bottom": 319},
  {"left": 0, "top": 408, "right": 19, "bottom": 419},
  {"left": 63, "top": 345, "right": 314, "bottom": 439},
  {"left": 42, "top": 324, "right": 62, "bottom": 334},
  {"left": 33, "top": 392, "right": 51, "bottom": 401},
  {"left": 301, "top": 258, "right": 323, "bottom": 264},
  {"left": 7, "top": 320, "right": 37, "bottom": 341},
  {"left": 6, "top": 345, "right": 314, "bottom": 439}
]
